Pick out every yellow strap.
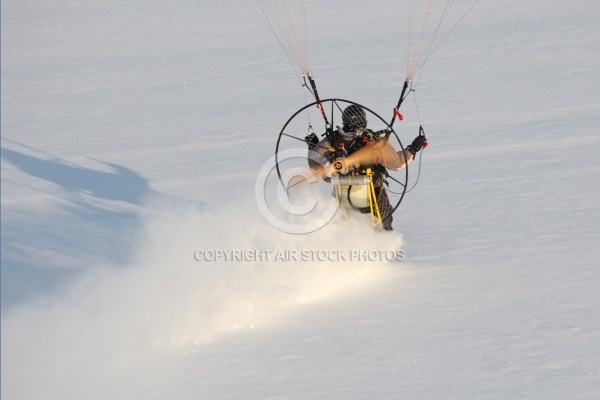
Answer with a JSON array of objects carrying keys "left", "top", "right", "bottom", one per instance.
[{"left": 366, "top": 169, "right": 382, "bottom": 227}]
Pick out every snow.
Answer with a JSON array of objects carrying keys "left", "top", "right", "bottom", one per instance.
[{"left": 2, "top": 0, "right": 599, "bottom": 399}]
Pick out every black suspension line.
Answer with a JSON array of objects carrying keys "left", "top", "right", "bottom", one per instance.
[{"left": 389, "top": 80, "right": 415, "bottom": 130}]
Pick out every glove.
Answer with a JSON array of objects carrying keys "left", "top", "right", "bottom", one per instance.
[
  {"left": 305, "top": 132, "right": 319, "bottom": 149},
  {"left": 407, "top": 135, "right": 427, "bottom": 155}
]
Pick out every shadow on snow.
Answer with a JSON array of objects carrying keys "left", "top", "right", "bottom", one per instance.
[{"left": 1, "top": 144, "right": 199, "bottom": 314}]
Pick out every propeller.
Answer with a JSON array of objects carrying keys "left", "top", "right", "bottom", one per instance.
[
  {"left": 284, "top": 136, "right": 414, "bottom": 192},
  {"left": 332, "top": 136, "right": 411, "bottom": 173}
]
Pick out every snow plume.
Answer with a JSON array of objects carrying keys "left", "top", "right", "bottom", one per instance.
[{"left": 2, "top": 197, "right": 403, "bottom": 399}]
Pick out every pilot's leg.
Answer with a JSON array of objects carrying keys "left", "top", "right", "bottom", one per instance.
[{"left": 377, "top": 188, "right": 394, "bottom": 231}]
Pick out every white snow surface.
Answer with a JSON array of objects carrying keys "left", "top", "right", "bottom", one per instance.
[{"left": 2, "top": 0, "right": 600, "bottom": 399}]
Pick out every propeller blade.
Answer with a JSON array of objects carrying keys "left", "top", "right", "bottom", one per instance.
[
  {"left": 334, "top": 137, "right": 411, "bottom": 172},
  {"left": 282, "top": 137, "right": 411, "bottom": 192}
]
